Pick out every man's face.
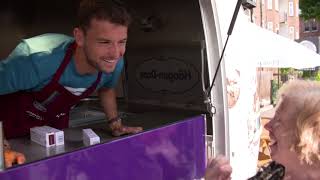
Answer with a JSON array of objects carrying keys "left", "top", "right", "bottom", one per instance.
[{"left": 78, "top": 18, "right": 128, "bottom": 73}]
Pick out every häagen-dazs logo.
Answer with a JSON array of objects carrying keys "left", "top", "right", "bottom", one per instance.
[{"left": 135, "top": 57, "right": 200, "bottom": 94}]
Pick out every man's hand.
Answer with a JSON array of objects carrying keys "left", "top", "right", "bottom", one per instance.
[
  {"left": 98, "top": 88, "right": 143, "bottom": 136},
  {"left": 109, "top": 119, "right": 143, "bottom": 137},
  {"left": 4, "top": 149, "right": 26, "bottom": 168},
  {"left": 205, "top": 155, "right": 232, "bottom": 180}
]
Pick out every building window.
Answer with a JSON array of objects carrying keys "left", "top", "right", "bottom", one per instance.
[
  {"left": 280, "top": 12, "right": 287, "bottom": 23},
  {"left": 295, "top": 32, "right": 299, "bottom": 39},
  {"left": 304, "top": 21, "right": 310, "bottom": 32},
  {"left": 311, "top": 19, "right": 318, "bottom": 31},
  {"left": 304, "top": 19, "right": 319, "bottom": 32},
  {"left": 289, "top": 26, "right": 295, "bottom": 39},
  {"left": 267, "top": 0, "right": 272, "bottom": 10},
  {"left": 267, "top": 22, "right": 273, "bottom": 31},
  {"left": 289, "top": 26, "right": 294, "bottom": 33},
  {"left": 275, "top": 0, "right": 279, "bottom": 11},
  {"left": 288, "top": 2, "right": 294, "bottom": 16}
]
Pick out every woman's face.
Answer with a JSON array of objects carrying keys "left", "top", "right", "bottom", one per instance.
[{"left": 265, "top": 98, "right": 302, "bottom": 172}]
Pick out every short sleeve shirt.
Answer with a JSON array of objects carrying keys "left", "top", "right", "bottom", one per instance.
[{"left": 0, "top": 33, "right": 124, "bottom": 95}]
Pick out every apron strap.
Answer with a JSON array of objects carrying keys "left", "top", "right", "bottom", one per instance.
[
  {"left": 80, "top": 72, "right": 102, "bottom": 98},
  {"left": 52, "top": 42, "right": 77, "bottom": 82},
  {"left": 51, "top": 41, "right": 102, "bottom": 97}
]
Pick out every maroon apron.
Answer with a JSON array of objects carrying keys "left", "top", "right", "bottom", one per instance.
[{"left": 0, "top": 42, "right": 102, "bottom": 139}]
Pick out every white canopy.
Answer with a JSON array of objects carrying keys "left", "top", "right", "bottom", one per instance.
[
  {"left": 226, "top": 16, "right": 320, "bottom": 69},
  {"left": 250, "top": 23, "right": 320, "bottom": 69}
]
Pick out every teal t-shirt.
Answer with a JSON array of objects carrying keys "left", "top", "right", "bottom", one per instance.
[{"left": 0, "top": 33, "right": 124, "bottom": 95}]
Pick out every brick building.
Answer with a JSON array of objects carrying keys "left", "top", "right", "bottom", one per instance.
[
  {"left": 298, "top": 18, "right": 320, "bottom": 53},
  {"left": 243, "top": 0, "right": 300, "bottom": 105},
  {"left": 248, "top": 0, "right": 300, "bottom": 39}
]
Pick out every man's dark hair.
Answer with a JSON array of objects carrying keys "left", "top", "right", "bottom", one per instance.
[{"left": 77, "top": 0, "right": 131, "bottom": 31}]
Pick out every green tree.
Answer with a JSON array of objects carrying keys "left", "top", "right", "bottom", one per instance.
[
  {"left": 300, "top": 0, "right": 320, "bottom": 20},
  {"left": 315, "top": 71, "right": 320, "bottom": 81},
  {"left": 302, "top": 70, "right": 313, "bottom": 79}
]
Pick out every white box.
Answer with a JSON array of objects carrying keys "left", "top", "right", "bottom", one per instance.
[
  {"left": 30, "top": 127, "right": 55, "bottom": 147},
  {"left": 40, "top": 126, "right": 65, "bottom": 146},
  {"left": 82, "top": 129, "right": 100, "bottom": 146},
  {"left": 45, "top": 144, "right": 65, "bottom": 156}
]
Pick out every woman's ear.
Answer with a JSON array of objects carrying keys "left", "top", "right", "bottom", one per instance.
[{"left": 73, "top": 27, "right": 85, "bottom": 47}]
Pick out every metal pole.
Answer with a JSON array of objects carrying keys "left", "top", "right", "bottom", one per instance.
[
  {"left": 278, "top": 68, "right": 280, "bottom": 89},
  {"left": 0, "top": 121, "right": 4, "bottom": 171}
]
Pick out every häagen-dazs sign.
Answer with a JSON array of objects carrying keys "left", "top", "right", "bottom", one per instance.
[{"left": 135, "top": 57, "right": 200, "bottom": 94}]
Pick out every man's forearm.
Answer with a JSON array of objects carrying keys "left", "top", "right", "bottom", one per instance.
[
  {"left": 98, "top": 88, "right": 143, "bottom": 136},
  {"left": 98, "top": 87, "right": 118, "bottom": 120}
]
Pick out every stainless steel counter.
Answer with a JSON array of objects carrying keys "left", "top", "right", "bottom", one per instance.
[{"left": 8, "top": 108, "right": 203, "bottom": 168}]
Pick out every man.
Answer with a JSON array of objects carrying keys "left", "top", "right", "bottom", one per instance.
[{"left": 0, "top": 0, "right": 142, "bottom": 167}]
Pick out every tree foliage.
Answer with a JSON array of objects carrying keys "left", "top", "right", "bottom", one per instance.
[{"left": 300, "top": 0, "right": 320, "bottom": 20}]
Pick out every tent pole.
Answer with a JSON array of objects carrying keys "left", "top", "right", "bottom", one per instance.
[{"left": 278, "top": 68, "right": 280, "bottom": 89}]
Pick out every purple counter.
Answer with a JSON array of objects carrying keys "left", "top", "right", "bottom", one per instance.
[{"left": 0, "top": 115, "right": 206, "bottom": 180}]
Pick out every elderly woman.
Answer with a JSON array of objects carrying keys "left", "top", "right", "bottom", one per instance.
[{"left": 205, "top": 80, "right": 320, "bottom": 180}]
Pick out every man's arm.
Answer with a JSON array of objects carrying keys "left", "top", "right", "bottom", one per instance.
[
  {"left": 98, "top": 87, "right": 143, "bottom": 136},
  {"left": 0, "top": 41, "right": 38, "bottom": 95},
  {"left": 0, "top": 55, "right": 40, "bottom": 95},
  {"left": 98, "top": 87, "right": 118, "bottom": 120}
]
